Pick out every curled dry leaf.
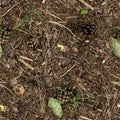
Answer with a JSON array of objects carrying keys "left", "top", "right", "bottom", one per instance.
[{"left": 13, "top": 84, "right": 25, "bottom": 95}]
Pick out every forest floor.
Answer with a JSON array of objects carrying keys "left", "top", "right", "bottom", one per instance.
[{"left": 0, "top": 0, "right": 120, "bottom": 120}]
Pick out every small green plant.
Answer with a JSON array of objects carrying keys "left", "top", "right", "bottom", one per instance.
[
  {"left": 15, "top": 9, "right": 44, "bottom": 37},
  {"left": 67, "top": 94, "right": 86, "bottom": 113},
  {"left": 80, "top": 9, "right": 88, "bottom": 15},
  {"left": 15, "top": 9, "right": 44, "bottom": 28},
  {"left": 71, "top": 96, "right": 81, "bottom": 110}
]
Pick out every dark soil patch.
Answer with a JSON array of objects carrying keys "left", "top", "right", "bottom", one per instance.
[{"left": 0, "top": 0, "right": 120, "bottom": 120}]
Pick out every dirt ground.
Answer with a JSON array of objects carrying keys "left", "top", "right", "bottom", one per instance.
[{"left": 0, "top": 0, "right": 120, "bottom": 120}]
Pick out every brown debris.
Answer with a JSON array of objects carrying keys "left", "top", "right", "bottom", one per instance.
[{"left": 12, "top": 84, "right": 25, "bottom": 95}]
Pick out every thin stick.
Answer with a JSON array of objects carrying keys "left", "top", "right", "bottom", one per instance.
[
  {"left": 1, "top": 4, "right": 16, "bottom": 17},
  {"left": 110, "top": 74, "right": 120, "bottom": 80},
  {"left": 110, "top": 81, "right": 120, "bottom": 87},
  {"left": 78, "top": 0, "right": 94, "bottom": 10},
  {"left": 38, "top": 8, "right": 64, "bottom": 22},
  {"left": 19, "top": 56, "right": 33, "bottom": 62},
  {"left": 18, "top": 58, "right": 34, "bottom": 71},
  {"left": 61, "top": 64, "right": 76, "bottom": 77},
  {"left": 49, "top": 21, "right": 79, "bottom": 39},
  {"left": 0, "top": 61, "right": 10, "bottom": 68},
  {"left": 79, "top": 115, "right": 93, "bottom": 120},
  {"left": 0, "top": 84, "right": 15, "bottom": 96}
]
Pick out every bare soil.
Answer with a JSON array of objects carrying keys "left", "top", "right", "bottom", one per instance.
[{"left": 0, "top": 0, "right": 120, "bottom": 120}]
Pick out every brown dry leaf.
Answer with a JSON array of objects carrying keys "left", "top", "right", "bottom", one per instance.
[
  {"left": 57, "top": 44, "right": 68, "bottom": 52},
  {"left": 13, "top": 84, "right": 25, "bottom": 95},
  {"left": 0, "top": 105, "right": 8, "bottom": 112}
]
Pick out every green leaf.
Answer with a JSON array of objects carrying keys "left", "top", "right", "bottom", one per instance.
[
  {"left": 111, "top": 37, "right": 120, "bottom": 57},
  {"left": 48, "top": 97, "right": 62, "bottom": 118},
  {"left": 80, "top": 10, "right": 88, "bottom": 15},
  {"left": 0, "top": 45, "right": 3, "bottom": 58}
]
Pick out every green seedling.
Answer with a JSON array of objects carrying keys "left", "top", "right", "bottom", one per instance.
[
  {"left": 80, "top": 9, "right": 88, "bottom": 15},
  {"left": 72, "top": 96, "right": 81, "bottom": 110},
  {"left": 15, "top": 9, "right": 44, "bottom": 28},
  {"left": 67, "top": 93, "right": 87, "bottom": 113}
]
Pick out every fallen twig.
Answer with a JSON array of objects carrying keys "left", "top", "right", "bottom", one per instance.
[
  {"left": 18, "top": 58, "right": 34, "bottom": 71},
  {"left": 19, "top": 55, "right": 33, "bottom": 62},
  {"left": 38, "top": 8, "right": 64, "bottom": 22},
  {"left": 1, "top": 4, "right": 16, "bottom": 17},
  {"left": 61, "top": 64, "right": 76, "bottom": 77},
  {"left": 49, "top": 21, "right": 79, "bottom": 39},
  {"left": 111, "top": 74, "right": 120, "bottom": 80},
  {"left": 110, "top": 81, "right": 120, "bottom": 87},
  {"left": 0, "top": 84, "right": 15, "bottom": 96},
  {"left": 77, "top": 0, "right": 94, "bottom": 10},
  {"left": 79, "top": 115, "right": 93, "bottom": 120}
]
